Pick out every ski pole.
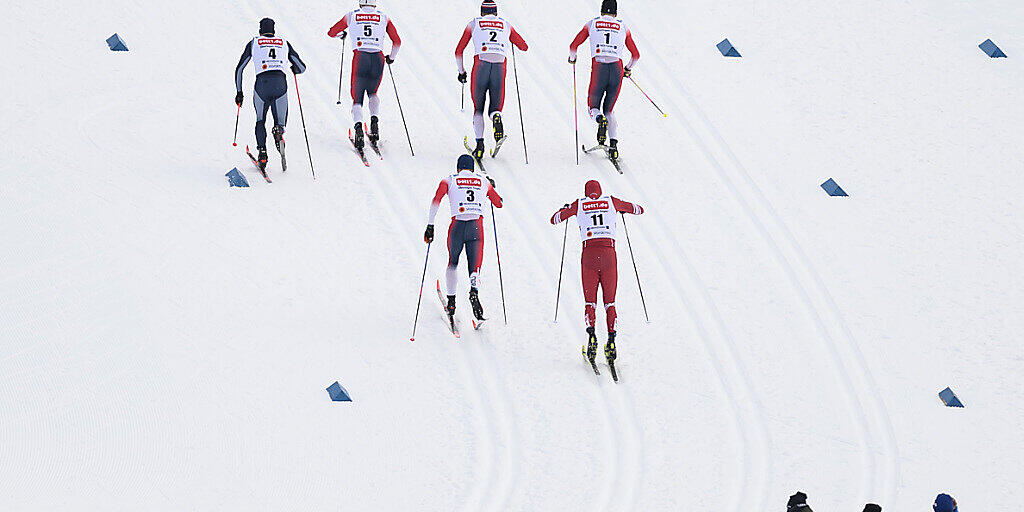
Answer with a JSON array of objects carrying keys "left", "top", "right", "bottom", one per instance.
[
  {"left": 461, "top": 82, "right": 465, "bottom": 113},
  {"left": 553, "top": 220, "right": 569, "bottom": 323},
  {"left": 232, "top": 104, "right": 241, "bottom": 147},
  {"left": 336, "top": 36, "right": 347, "bottom": 105},
  {"left": 511, "top": 47, "right": 529, "bottom": 165},
  {"left": 628, "top": 76, "right": 668, "bottom": 118},
  {"left": 410, "top": 243, "right": 432, "bottom": 341},
  {"left": 293, "top": 74, "right": 317, "bottom": 180},
  {"left": 572, "top": 63, "right": 579, "bottom": 165},
  {"left": 387, "top": 62, "right": 415, "bottom": 156},
  {"left": 620, "top": 213, "right": 650, "bottom": 322},
  {"left": 491, "top": 204, "right": 507, "bottom": 324}
]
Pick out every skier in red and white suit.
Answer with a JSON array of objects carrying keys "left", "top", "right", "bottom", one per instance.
[
  {"left": 424, "top": 155, "right": 503, "bottom": 323},
  {"left": 568, "top": 0, "right": 639, "bottom": 161},
  {"left": 550, "top": 179, "right": 643, "bottom": 365},
  {"left": 455, "top": 0, "right": 529, "bottom": 160},
  {"left": 327, "top": 0, "right": 401, "bottom": 151}
]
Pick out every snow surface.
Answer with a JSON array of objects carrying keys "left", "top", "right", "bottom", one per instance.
[{"left": 3, "top": 0, "right": 1023, "bottom": 510}]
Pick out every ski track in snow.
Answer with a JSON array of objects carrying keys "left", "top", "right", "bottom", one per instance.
[{"left": 627, "top": 22, "right": 901, "bottom": 506}]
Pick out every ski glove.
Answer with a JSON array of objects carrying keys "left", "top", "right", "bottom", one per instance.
[
  {"left": 235, "top": 91, "right": 244, "bottom": 106},
  {"left": 623, "top": 67, "right": 632, "bottom": 78},
  {"left": 568, "top": 56, "right": 577, "bottom": 64},
  {"left": 458, "top": 72, "right": 468, "bottom": 84},
  {"left": 291, "top": 64, "right": 303, "bottom": 75},
  {"left": 338, "top": 31, "right": 347, "bottom": 40},
  {"left": 424, "top": 225, "right": 435, "bottom": 244},
  {"left": 487, "top": 177, "right": 496, "bottom": 189},
  {"left": 386, "top": 56, "right": 395, "bottom": 65}
]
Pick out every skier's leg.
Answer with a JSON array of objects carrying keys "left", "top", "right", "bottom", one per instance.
[
  {"left": 489, "top": 61, "right": 506, "bottom": 141},
  {"left": 603, "top": 62, "right": 624, "bottom": 141},
  {"left": 600, "top": 247, "right": 619, "bottom": 334},
  {"left": 366, "top": 53, "right": 385, "bottom": 123},
  {"left": 587, "top": 62, "right": 603, "bottom": 120},
  {"left": 446, "top": 221, "right": 465, "bottom": 297},
  {"left": 471, "top": 58, "right": 487, "bottom": 147},
  {"left": 581, "top": 248, "right": 600, "bottom": 330},
  {"left": 351, "top": 51, "right": 365, "bottom": 124},
  {"left": 253, "top": 77, "right": 271, "bottom": 149},
  {"left": 465, "top": 218, "right": 485, "bottom": 289}
]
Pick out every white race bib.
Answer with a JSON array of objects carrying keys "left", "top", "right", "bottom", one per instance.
[
  {"left": 577, "top": 195, "right": 618, "bottom": 241},
  {"left": 472, "top": 16, "right": 512, "bottom": 58},
  {"left": 252, "top": 37, "right": 287, "bottom": 74},
  {"left": 588, "top": 17, "right": 627, "bottom": 60},
  {"left": 351, "top": 9, "right": 388, "bottom": 52},
  {"left": 448, "top": 173, "right": 486, "bottom": 218}
]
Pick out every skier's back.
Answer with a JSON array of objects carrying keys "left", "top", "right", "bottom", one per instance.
[
  {"left": 424, "top": 155, "right": 503, "bottom": 327},
  {"left": 454, "top": 0, "right": 529, "bottom": 160},
  {"left": 234, "top": 18, "right": 306, "bottom": 172},
  {"left": 568, "top": 0, "right": 639, "bottom": 160},
  {"left": 327, "top": 0, "right": 402, "bottom": 152},
  {"left": 551, "top": 180, "right": 643, "bottom": 373}
]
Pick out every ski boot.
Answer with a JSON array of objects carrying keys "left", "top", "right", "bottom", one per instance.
[
  {"left": 605, "top": 331, "right": 617, "bottom": 364},
  {"left": 608, "top": 139, "right": 619, "bottom": 160},
  {"left": 596, "top": 115, "right": 608, "bottom": 146},
  {"left": 472, "top": 138, "right": 486, "bottom": 161},
  {"left": 446, "top": 295, "right": 457, "bottom": 317},
  {"left": 272, "top": 125, "right": 285, "bottom": 153},
  {"left": 353, "top": 122, "right": 365, "bottom": 151},
  {"left": 257, "top": 147, "right": 269, "bottom": 168},
  {"left": 492, "top": 112, "right": 504, "bottom": 142},
  {"left": 583, "top": 327, "right": 599, "bottom": 366},
  {"left": 368, "top": 116, "right": 380, "bottom": 145},
  {"left": 469, "top": 287, "right": 485, "bottom": 321}
]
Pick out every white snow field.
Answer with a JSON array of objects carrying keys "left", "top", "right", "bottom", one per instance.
[{"left": 2, "top": 0, "right": 1022, "bottom": 510}]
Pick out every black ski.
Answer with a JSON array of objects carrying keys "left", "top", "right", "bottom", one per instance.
[
  {"left": 348, "top": 129, "right": 370, "bottom": 167},
  {"left": 583, "top": 346, "right": 601, "bottom": 376},
  {"left": 245, "top": 145, "right": 272, "bottom": 183},
  {"left": 581, "top": 144, "right": 622, "bottom": 173},
  {"left": 463, "top": 137, "right": 488, "bottom": 174},
  {"left": 274, "top": 134, "right": 287, "bottom": 173},
  {"left": 435, "top": 279, "right": 461, "bottom": 339},
  {"left": 368, "top": 138, "right": 383, "bottom": 160},
  {"left": 608, "top": 361, "right": 619, "bottom": 382}
]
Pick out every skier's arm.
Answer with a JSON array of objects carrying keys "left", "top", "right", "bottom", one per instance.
[
  {"left": 427, "top": 179, "right": 449, "bottom": 224},
  {"left": 568, "top": 25, "right": 589, "bottom": 61},
  {"left": 550, "top": 200, "right": 580, "bottom": 224},
  {"left": 487, "top": 183, "right": 503, "bottom": 208},
  {"left": 386, "top": 20, "right": 402, "bottom": 60},
  {"left": 624, "top": 30, "right": 640, "bottom": 69},
  {"left": 327, "top": 14, "right": 350, "bottom": 38},
  {"left": 287, "top": 42, "right": 307, "bottom": 74},
  {"left": 612, "top": 197, "right": 644, "bottom": 215},
  {"left": 235, "top": 41, "right": 252, "bottom": 92},
  {"left": 510, "top": 27, "right": 529, "bottom": 52},
  {"left": 454, "top": 23, "right": 473, "bottom": 74}
]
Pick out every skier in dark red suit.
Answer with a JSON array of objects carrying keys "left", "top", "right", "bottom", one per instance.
[{"left": 550, "top": 180, "right": 644, "bottom": 368}]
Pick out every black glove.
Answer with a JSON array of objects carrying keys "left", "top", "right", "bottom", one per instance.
[
  {"left": 338, "top": 31, "right": 347, "bottom": 40},
  {"left": 568, "top": 55, "right": 577, "bottom": 64},
  {"left": 386, "top": 56, "right": 395, "bottom": 65},
  {"left": 235, "top": 91, "right": 244, "bottom": 106},
  {"left": 563, "top": 203, "right": 571, "bottom": 209},
  {"left": 863, "top": 505, "right": 881, "bottom": 512},
  {"left": 458, "top": 72, "right": 468, "bottom": 84},
  {"left": 291, "top": 64, "right": 303, "bottom": 74},
  {"left": 487, "top": 177, "right": 496, "bottom": 189},
  {"left": 623, "top": 67, "right": 632, "bottom": 78},
  {"left": 424, "top": 225, "right": 435, "bottom": 243}
]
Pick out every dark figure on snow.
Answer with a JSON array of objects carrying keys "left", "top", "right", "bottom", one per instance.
[{"left": 234, "top": 18, "right": 306, "bottom": 170}]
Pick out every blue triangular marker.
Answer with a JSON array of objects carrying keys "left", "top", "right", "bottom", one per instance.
[
  {"left": 327, "top": 382, "right": 352, "bottom": 402},
  {"left": 717, "top": 38, "right": 741, "bottom": 57},
  {"left": 939, "top": 387, "right": 964, "bottom": 407},
  {"left": 225, "top": 168, "right": 249, "bottom": 187},
  {"left": 106, "top": 34, "right": 129, "bottom": 52},
  {"left": 821, "top": 178, "right": 848, "bottom": 197},
  {"left": 979, "top": 39, "right": 1007, "bottom": 58}
]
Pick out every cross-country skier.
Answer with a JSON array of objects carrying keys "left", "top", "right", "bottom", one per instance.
[
  {"left": 568, "top": 0, "right": 639, "bottom": 161},
  {"left": 455, "top": 0, "right": 529, "bottom": 161},
  {"left": 424, "top": 155, "right": 503, "bottom": 325},
  {"left": 327, "top": 0, "right": 402, "bottom": 152},
  {"left": 550, "top": 180, "right": 643, "bottom": 369},
  {"left": 235, "top": 18, "right": 306, "bottom": 171}
]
